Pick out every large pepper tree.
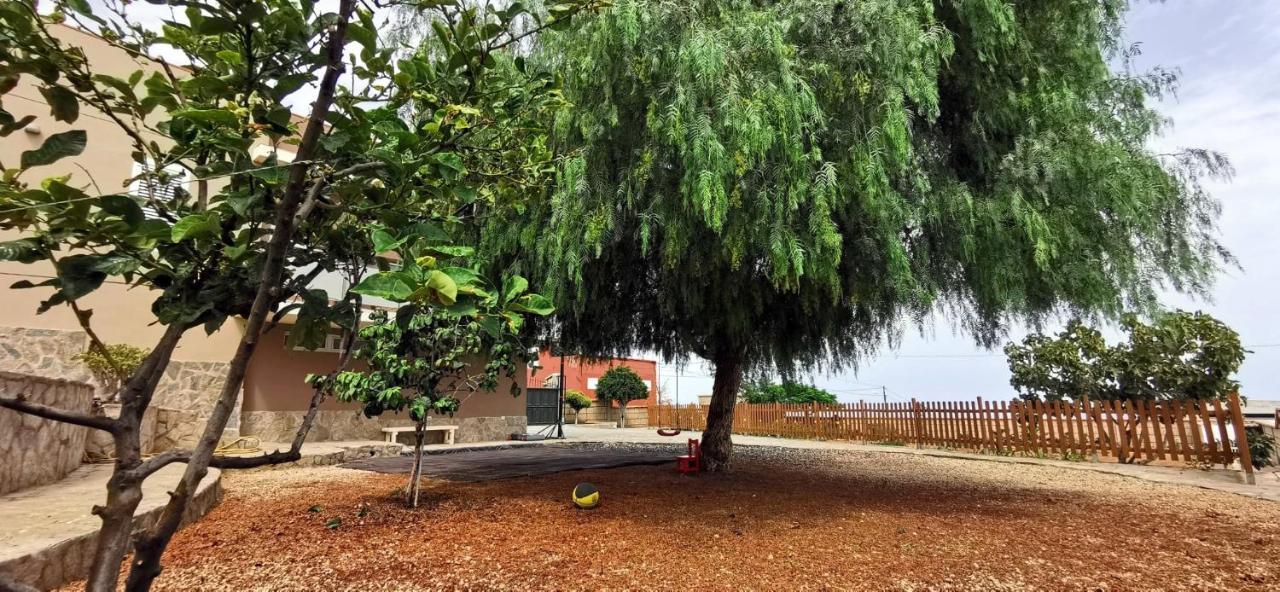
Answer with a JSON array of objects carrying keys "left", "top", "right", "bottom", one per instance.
[{"left": 492, "top": 0, "right": 1233, "bottom": 471}]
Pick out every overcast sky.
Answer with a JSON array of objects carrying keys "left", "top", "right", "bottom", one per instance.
[{"left": 662, "top": 1, "right": 1280, "bottom": 404}]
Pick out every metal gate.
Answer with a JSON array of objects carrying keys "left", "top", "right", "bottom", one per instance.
[{"left": 526, "top": 387, "right": 562, "bottom": 426}]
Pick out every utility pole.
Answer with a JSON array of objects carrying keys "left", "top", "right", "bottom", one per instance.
[
  {"left": 556, "top": 349, "right": 565, "bottom": 439},
  {"left": 882, "top": 386, "right": 887, "bottom": 405}
]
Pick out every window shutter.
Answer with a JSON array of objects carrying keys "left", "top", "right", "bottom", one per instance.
[{"left": 129, "top": 159, "right": 190, "bottom": 217}]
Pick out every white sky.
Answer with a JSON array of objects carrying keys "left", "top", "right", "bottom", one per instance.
[{"left": 661, "top": 1, "right": 1280, "bottom": 403}]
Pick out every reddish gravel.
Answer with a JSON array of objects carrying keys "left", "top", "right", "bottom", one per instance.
[{"left": 75, "top": 446, "right": 1280, "bottom": 591}]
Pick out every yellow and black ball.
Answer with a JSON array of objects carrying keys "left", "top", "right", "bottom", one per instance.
[{"left": 571, "top": 482, "right": 600, "bottom": 509}]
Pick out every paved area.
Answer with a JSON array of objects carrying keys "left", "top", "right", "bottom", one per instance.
[
  {"left": 556, "top": 424, "right": 1280, "bottom": 502},
  {"left": 0, "top": 439, "right": 402, "bottom": 590},
  {"left": 342, "top": 444, "right": 674, "bottom": 481},
  {"left": 0, "top": 464, "right": 210, "bottom": 561},
  {"left": 0, "top": 463, "right": 222, "bottom": 590}
]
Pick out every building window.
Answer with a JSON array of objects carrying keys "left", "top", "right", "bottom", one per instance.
[
  {"left": 541, "top": 374, "right": 561, "bottom": 388},
  {"left": 129, "top": 159, "right": 190, "bottom": 217}
]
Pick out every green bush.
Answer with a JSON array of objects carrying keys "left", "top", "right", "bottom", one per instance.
[
  {"left": 565, "top": 390, "right": 592, "bottom": 411},
  {"left": 1004, "top": 311, "right": 1246, "bottom": 403},
  {"left": 75, "top": 344, "right": 148, "bottom": 400},
  {"left": 741, "top": 380, "right": 837, "bottom": 405},
  {"left": 1245, "top": 425, "right": 1277, "bottom": 469},
  {"left": 564, "top": 390, "right": 591, "bottom": 423},
  {"left": 595, "top": 367, "right": 649, "bottom": 427}
]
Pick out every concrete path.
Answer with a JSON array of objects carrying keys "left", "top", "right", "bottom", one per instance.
[
  {"left": 0, "top": 439, "right": 403, "bottom": 590},
  {"left": 0, "top": 464, "right": 222, "bottom": 590},
  {"left": 556, "top": 424, "right": 1280, "bottom": 503}
]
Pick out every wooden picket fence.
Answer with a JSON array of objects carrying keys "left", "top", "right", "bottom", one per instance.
[{"left": 649, "top": 393, "right": 1255, "bottom": 479}]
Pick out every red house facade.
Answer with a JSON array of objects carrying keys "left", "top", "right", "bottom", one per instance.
[{"left": 527, "top": 349, "right": 659, "bottom": 408}]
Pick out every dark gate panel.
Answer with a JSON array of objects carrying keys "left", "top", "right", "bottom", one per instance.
[{"left": 526, "top": 387, "right": 562, "bottom": 426}]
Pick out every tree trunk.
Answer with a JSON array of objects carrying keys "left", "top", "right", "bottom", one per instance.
[
  {"left": 407, "top": 421, "right": 426, "bottom": 507},
  {"left": 701, "top": 351, "right": 744, "bottom": 472},
  {"left": 84, "top": 323, "right": 187, "bottom": 592},
  {"left": 85, "top": 475, "right": 143, "bottom": 592},
  {"left": 618, "top": 402, "right": 627, "bottom": 428},
  {"left": 121, "top": 4, "right": 356, "bottom": 590}
]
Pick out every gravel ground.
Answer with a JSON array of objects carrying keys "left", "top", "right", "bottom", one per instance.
[{"left": 73, "top": 444, "right": 1280, "bottom": 591}]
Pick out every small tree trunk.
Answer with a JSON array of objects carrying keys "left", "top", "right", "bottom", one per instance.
[
  {"left": 84, "top": 323, "right": 187, "bottom": 592},
  {"left": 407, "top": 420, "right": 426, "bottom": 507},
  {"left": 701, "top": 350, "right": 745, "bottom": 472},
  {"left": 85, "top": 476, "right": 143, "bottom": 592},
  {"left": 619, "top": 402, "right": 627, "bottom": 428}
]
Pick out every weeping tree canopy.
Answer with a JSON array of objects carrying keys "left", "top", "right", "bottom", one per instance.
[{"left": 489, "top": 0, "right": 1231, "bottom": 467}]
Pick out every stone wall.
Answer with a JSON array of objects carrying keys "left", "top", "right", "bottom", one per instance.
[
  {"left": 0, "top": 327, "right": 93, "bottom": 385},
  {"left": 0, "top": 372, "right": 94, "bottom": 495},
  {"left": 566, "top": 405, "right": 650, "bottom": 427},
  {"left": 83, "top": 404, "right": 157, "bottom": 461},
  {"left": 154, "top": 359, "right": 237, "bottom": 438},
  {"left": 0, "top": 326, "right": 236, "bottom": 455},
  {"left": 240, "top": 409, "right": 526, "bottom": 444}
]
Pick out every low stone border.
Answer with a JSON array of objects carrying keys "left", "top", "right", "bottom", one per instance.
[{"left": 238, "top": 441, "right": 404, "bottom": 471}]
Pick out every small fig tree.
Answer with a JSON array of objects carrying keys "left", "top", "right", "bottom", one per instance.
[
  {"left": 0, "top": 0, "right": 596, "bottom": 587},
  {"left": 332, "top": 227, "right": 553, "bottom": 507},
  {"left": 595, "top": 366, "right": 648, "bottom": 427}
]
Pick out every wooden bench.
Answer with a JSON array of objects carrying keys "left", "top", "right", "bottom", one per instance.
[{"left": 382, "top": 425, "right": 458, "bottom": 445}]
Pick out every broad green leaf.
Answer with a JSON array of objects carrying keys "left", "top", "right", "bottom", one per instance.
[
  {"left": 442, "top": 266, "right": 480, "bottom": 288},
  {"left": 173, "top": 108, "right": 239, "bottom": 126},
  {"left": 90, "top": 252, "right": 141, "bottom": 275},
  {"left": 350, "top": 272, "right": 414, "bottom": 302},
  {"left": 39, "top": 86, "right": 79, "bottom": 123},
  {"left": 1, "top": 113, "right": 36, "bottom": 137},
  {"left": 370, "top": 228, "right": 403, "bottom": 253},
  {"left": 509, "top": 293, "right": 554, "bottom": 316},
  {"left": 0, "top": 238, "right": 45, "bottom": 263},
  {"left": 55, "top": 254, "right": 107, "bottom": 299},
  {"left": 421, "top": 269, "right": 458, "bottom": 305},
  {"left": 20, "top": 130, "right": 87, "bottom": 168},
  {"left": 171, "top": 212, "right": 221, "bottom": 242},
  {"left": 215, "top": 50, "right": 242, "bottom": 65},
  {"left": 100, "top": 194, "right": 144, "bottom": 227},
  {"left": 426, "top": 245, "right": 474, "bottom": 258},
  {"left": 503, "top": 275, "right": 528, "bottom": 302},
  {"left": 348, "top": 24, "right": 375, "bottom": 49}
]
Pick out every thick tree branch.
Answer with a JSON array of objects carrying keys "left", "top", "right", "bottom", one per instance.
[
  {"left": 0, "top": 394, "right": 117, "bottom": 432},
  {"left": 132, "top": 293, "right": 362, "bottom": 480},
  {"left": 293, "top": 161, "right": 388, "bottom": 224}
]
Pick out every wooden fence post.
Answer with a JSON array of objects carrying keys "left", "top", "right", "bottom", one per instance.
[
  {"left": 911, "top": 398, "right": 923, "bottom": 449},
  {"left": 1227, "top": 392, "right": 1255, "bottom": 485}
]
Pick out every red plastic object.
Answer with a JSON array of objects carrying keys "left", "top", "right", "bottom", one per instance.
[{"left": 676, "top": 438, "right": 701, "bottom": 474}]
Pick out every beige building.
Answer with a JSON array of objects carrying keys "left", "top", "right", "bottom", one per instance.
[{"left": 0, "top": 25, "right": 527, "bottom": 490}]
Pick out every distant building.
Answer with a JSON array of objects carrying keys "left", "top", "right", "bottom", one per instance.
[{"left": 527, "top": 350, "right": 658, "bottom": 409}]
